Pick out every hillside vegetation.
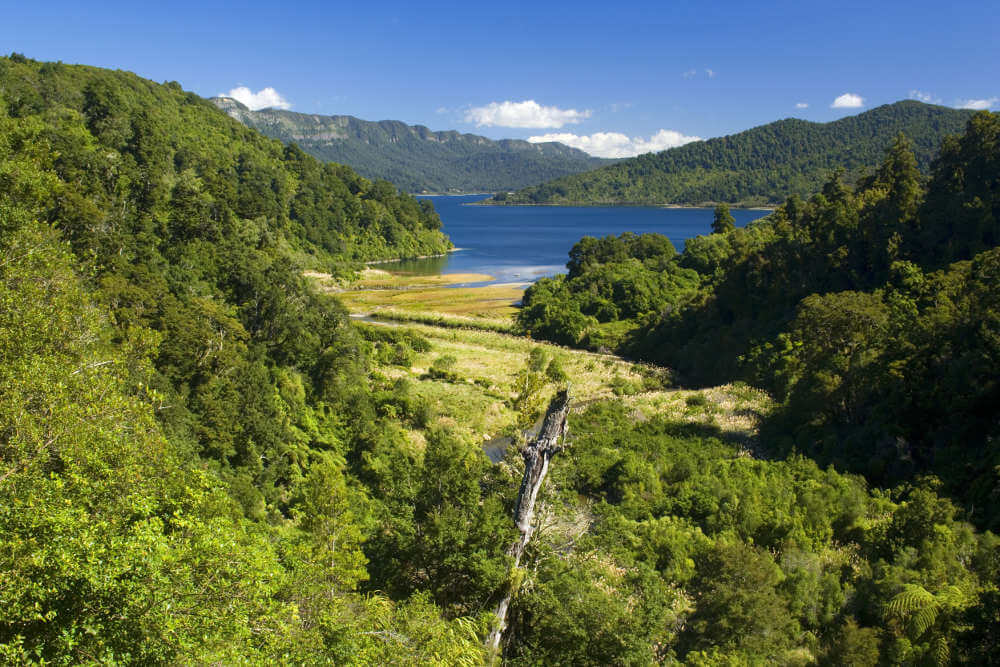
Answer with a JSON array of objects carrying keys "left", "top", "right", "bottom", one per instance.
[
  {"left": 0, "top": 54, "right": 487, "bottom": 662},
  {"left": 519, "top": 117, "right": 1000, "bottom": 529},
  {"left": 3, "top": 54, "right": 999, "bottom": 665},
  {"left": 214, "top": 97, "right": 612, "bottom": 193},
  {"left": 491, "top": 101, "right": 974, "bottom": 206}
]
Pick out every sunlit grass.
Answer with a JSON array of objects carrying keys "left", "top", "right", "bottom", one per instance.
[
  {"left": 313, "top": 269, "right": 773, "bottom": 453},
  {"left": 620, "top": 383, "right": 774, "bottom": 448},
  {"left": 350, "top": 268, "right": 497, "bottom": 290},
  {"left": 361, "top": 319, "right": 773, "bottom": 453},
  {"left": 368, "top": 310, "right": 517, "bottom": 334},
  {"left": 342, "top": 282, "right": 523, "bottom": 320},
  {"left": 308, "top": 267, "right": 525, "bottom": 321},
  {"left": 308, "top": 267, "right": 497, "bottom": 290}
]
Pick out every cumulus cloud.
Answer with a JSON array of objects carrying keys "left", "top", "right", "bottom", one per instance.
[
  {"left": 681, "top": 69, "right": 697, "bottom": 79},
  {"left": 831, "top": 93, "right": 865, "bottom": 108},
  {"left": 223, "top": 86, "right": 291, "bottom": 110},
  {"left": 795, "top": 102, "right": 809, "bottom": 109},
  {"left": 528, "top": 129, "right": 701, "bottom": 158},
  {"left": 909, "top": 90, "right": 941, "bottom": 104},
  {"left": 957, "top": 97, "right": 998, "bottom": 110},
  {"left": 464, "top": 100, "right": 591, "bottom": 128}
]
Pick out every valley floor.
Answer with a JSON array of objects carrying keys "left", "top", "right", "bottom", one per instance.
[{"left": 309, "top": 269, "right": 773, "bottom": 457}]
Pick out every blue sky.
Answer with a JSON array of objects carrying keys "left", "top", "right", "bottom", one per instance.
[{"left": 3, "top": 0, "right": 997, "bottom": 156}]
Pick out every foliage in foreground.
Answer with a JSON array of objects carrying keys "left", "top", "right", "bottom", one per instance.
[
  {"left": 519, "top": 118, "right": 1000, "bottom": 530},
  {"left": 2, "top": 53, "right": 998, "bottom": 664},
  {"left": 502, "top": 402, "right": 1000, "bottom": 665},
  {"left": 0, "top": 218, "right": 490, "bottom": 663},
  {"left": 0, "top": 54, "right": 488, "bottom": 662}
]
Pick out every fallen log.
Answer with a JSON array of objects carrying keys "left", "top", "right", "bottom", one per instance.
[{"left": 487, "top": 389, "right": 571, "bottom": 655}]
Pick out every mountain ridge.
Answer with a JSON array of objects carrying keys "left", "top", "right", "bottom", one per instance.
[
  {"left": 488, "top": 100, "right": 976, "bottom": 207},
  {"left": 212, "top": 97, "right": 613, "bottom": 193}
]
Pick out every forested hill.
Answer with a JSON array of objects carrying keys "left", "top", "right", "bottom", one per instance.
[
  {"left": 213, "top": 96, "right": 612, "bottom": 193},
  {"left": 0, "top": 55, "right": 486, "bottom": 660},
  {"left": 517, "top": 115, "right": 1000, "bottom": 530},
  {"left": 491, "top": 100, "right": 975, "bottom": 206},
  {"left": 0, "top": 59, "right": 451, "bottom": 264}
]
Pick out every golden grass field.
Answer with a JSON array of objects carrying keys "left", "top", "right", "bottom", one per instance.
[
  {"left": 308, "top": 268, "right": 773, "bottom": 455},
  {"left": 309, "top": 268, "right": 524, "bottom": 320},
  {"left": 360, "top": 319, "right": 773, "bottom": 453}
]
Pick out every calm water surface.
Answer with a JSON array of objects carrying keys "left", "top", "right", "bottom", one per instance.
[{"left": 395, "top": 195, "right": 770, "bottom": 285}]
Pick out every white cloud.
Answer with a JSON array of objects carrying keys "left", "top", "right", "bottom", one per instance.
[
  {"left": 528, "top": 129, "right": 701, "bottom": 158},
  {"left": 831, "top": 93, "right": 865, "bottom": 109},
  {"left": 223, "top": 86, "right": 291, "bottom": 110},
  {"left": 795, "top": 102, "right": 809, "bottom": 109},
  {"left": 681, "top": 68, "right": 716, "bottom": 80},
  {"left": 909, "top": 90, "right": 941, "bottom": 104},
  {"left": 830, "top": 93, "right": 865, "bottom": 109},
  {"left": 464, "top": 100, "right": 591, "bottom": 128},
  {"left": 957, "top": 97, "right": 998, "bottom": 110}
]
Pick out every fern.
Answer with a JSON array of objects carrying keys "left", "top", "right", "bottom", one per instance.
[
  {"left": 932, "top": 635, "right": 950, "bottom": 666},
  {"left": 885, "top": 584, "right": 936, "bottom": 618},
  {"left": 884, "top": 584, "right": 960, "bottom": 665},
  {"left": 909, "top": 604, "right": 939, "bottom": 637}
]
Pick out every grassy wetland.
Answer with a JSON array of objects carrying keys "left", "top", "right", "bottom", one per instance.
[
  {"left": 310, "top": 268, "right": 524, "bottom": 322},
  {"left": 312, "top": 268, "right": 774, "bottom": 459}
]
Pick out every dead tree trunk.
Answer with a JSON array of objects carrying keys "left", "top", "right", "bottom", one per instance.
[{"left": 487, "top": 390, "right": 571, "bottom": 655}]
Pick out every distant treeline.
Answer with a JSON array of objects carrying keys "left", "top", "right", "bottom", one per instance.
[{"left": 492, "top": 100, "right": 974, "bottom": 206}]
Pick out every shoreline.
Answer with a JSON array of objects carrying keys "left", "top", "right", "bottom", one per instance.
[
  {"left": 365, "top": 247, "right": 464, "bottom": 265},
  {"left": 414, "top": 192, "right": 494, "bottom": 197},
  {"left": 471, "top": 200, "right": 775, "bottom": 210}
]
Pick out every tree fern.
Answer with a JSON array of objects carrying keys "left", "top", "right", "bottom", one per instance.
[
  {"left": 932, "top": 635, "right": 950, "bottom": 666},
  {"left": 884, "top": 584, "right": 967, "bottom": 666},
  {"left": 885, "top": 584, "right": 936, "bottom": 621}
]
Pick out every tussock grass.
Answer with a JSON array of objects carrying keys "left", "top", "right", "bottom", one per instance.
[
  {"left": 308, "top": 267, "right": 498, "bottom": 291},
  {"left": 311, "top": 267, "right": 773, "bottom": 452},
  {"left": 339, "top": 283, "right": 524, "bottom": 320},
  {"left": 621, "top": 383, "right": 774, "bottom": 446},
  {"left": 307, "top": 265, "right": 523, "bottom": 321},
  {"left": 366, "top": 317, "right": 772, "bottom": 454},
  {"left": 351, "top": 269, "right": 496, "bottom": 289},
  {"left": 368, "top": 309, "right": 517, "bottom": 334}
]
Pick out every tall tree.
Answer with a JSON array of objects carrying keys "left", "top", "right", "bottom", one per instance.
[{"left": 712, "top": 203, "right": 736, "bottom": 234}]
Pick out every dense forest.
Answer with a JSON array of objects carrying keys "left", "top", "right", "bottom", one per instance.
[
  {"left": 3, "top": 53, "right": 999, "bottom": 665},
  {"left": 214, "top": 97, "right": 612, "bottom": 193},
  {"left": 519, "top": 118, "right": 1000, "bottom": 527},
  {"left": 490, "top": 101, "right": 974, "bottom": 207},
  {"left": 0, "top": 54, "right": 488, "bottom": 662}
]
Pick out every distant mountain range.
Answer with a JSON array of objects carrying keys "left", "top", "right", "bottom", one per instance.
[
  {"left": 212, "top": 97, "right": 612, "bottom": 193},
  {"left": 486, "top": 100, "right": 976, "bottom": 207}
]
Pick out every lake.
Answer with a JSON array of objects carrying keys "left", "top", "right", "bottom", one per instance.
[{"left": 390, "top": 195, "right": 770, "bottom": 284}]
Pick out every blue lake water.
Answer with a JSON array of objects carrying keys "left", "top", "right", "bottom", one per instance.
[{"left": 391, "top": 195, "right": 770, "bottom": 284}]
